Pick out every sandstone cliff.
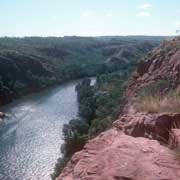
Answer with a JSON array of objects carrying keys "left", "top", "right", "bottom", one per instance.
[
  {"left": 57, "top": 37, "right": 180, "bottom": 180},
  {"left": 126, "top": 37, "right": 180, "bottom": 97}
]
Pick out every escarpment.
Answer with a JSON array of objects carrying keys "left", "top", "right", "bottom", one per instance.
[
  {"left": 126, "top": 37, "right": 180, "bottom": 97},
  {"left": 57, "top": 37, "right": 180, "bottom": 180}
]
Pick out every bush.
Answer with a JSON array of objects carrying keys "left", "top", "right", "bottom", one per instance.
[
  {"left": 50, "top": 119, "right": 89, "bottom": 180},
  {"left": 51, "top": 157, "right": 69, "bottom": 180},
  {"left": 62, "top": 119, "right": 89, "bottom": 156},
  {"left": 76, "top": 78, "right": 96, "bottom": 121},
  {"left": 89, "top": 118, "right": 112, "bottom": 136}
]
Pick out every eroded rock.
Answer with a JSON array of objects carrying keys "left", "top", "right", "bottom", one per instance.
[
  {"left": 57, "top": 129, "right": 180, "bottom": 180},
  {"left": 114, "top": 113, "right": 180, "bottom": 143},
  {"left": 169, "top": 129, "right": 180, "bottom": 149},
  {"left": 125, "top": 37, "right": 180, "bottom": 99}
]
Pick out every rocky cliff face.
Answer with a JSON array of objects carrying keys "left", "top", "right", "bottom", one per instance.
[
  {"left": 57, "top": 37, "right": 180, "bottom": 180},
  {"left": 57, "top": 115, "right": 180, "bottom": 180},
  {"left": 126, "top": 37, "right": 180, "bottom": 97}
]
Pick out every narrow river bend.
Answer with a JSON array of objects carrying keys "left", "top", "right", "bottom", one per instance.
[{"left": 0, "top": 80, "right": 80, "bottom": 180}]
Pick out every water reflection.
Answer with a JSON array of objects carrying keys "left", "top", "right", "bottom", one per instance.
[{"left": 0, "top": 80, "right": 80, "bottom": 180}]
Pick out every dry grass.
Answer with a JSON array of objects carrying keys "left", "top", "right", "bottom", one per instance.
[{"left": 135, "top": 89, "right": 180, "bottom": 113}]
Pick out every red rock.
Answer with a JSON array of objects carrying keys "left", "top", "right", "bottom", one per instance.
[
  {"left": 125, "top": 37, "right": 180, "bottom": 99},
  {"left": 57, "top": 129, "right": 180, "bottom": 180},
  {"left": 169, "top": 129, "right": 180, "bottom": 148},
  {"left": 114, "top": 113, "right": 180, "bottom": 143}
]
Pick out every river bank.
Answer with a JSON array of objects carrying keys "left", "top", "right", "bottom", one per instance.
[{"left": 0, "top": 76, "right": 97, "bottom": 108}]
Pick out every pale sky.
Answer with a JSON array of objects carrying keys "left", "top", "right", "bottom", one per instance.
[{"left": 0, "top": 0, "right": 180, "bottom": 37}]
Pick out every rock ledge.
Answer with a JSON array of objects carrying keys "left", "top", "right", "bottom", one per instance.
[{"left": 57, "top": 118, "right": 180, "bottom": 180}]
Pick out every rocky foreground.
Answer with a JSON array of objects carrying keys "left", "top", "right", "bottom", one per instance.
[{"left": 57, "top": 114, "right": 180, "bottom": 180}]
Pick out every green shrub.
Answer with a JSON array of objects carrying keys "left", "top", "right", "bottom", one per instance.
[
  {"left": 62, "top": 119, "right": 89, "bottom": 156},
  {"left": 89, "top": 118, "right": 112, "bottom": 136},
  {"left": 51, "top": 157, "right": 69, "bottom": 180},
  {"left": 51, "top": 119, "right": 89, "bottom": 180}
]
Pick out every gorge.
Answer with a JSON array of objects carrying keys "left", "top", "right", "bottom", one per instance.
[
  {"left": 0, "top": 36, "right": 177, "bottom": 180},
  {"left": 0, "top": 1, "right": 179, "bottom": 180}
]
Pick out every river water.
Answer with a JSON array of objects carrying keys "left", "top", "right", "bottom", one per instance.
[{"left": 0, "top": 80, "right": 81, "bottom": 180}]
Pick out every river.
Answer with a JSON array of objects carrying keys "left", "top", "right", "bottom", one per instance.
[{"left": 0, "top": 80, "right": 82, "bottom": 180}]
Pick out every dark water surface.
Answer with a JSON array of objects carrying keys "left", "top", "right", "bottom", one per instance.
[{"left": 0, "top": 80, "right": 80, "bottom": 180}]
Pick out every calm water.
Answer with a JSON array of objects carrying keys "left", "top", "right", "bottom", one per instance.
[{"left": 0, "top": 80, "right": 81, "bottom": 180}]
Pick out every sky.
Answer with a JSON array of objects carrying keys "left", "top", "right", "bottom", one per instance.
[{"left": 0, "top": 0, "right": 180, "bottom": 37}]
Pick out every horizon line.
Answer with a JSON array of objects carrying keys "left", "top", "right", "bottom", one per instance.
[{"left": 0, "top": 34, "right": 175, "bottom": 38}]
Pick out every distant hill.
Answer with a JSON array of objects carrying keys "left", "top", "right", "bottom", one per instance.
[{"left": 0, "top": 36, "right": 168, "bottom": 105}]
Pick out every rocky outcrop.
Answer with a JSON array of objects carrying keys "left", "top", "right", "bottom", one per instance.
[
  {"left": 114, "top": 113, "right": 180, "bottom": 143},
  {"left": 126, "top": 37, "right": 180, "bottom": 97},
  {"left": 57, "top": 114, "right": 180, "bottom": 180},
  {"left": 169, "top": 129, "right": 180, "bottom": 148},
  {"left": 57, "top": 127, "right": 180, "bottom": 180}
]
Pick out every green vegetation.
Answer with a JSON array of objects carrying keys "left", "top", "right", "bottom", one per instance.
[
  {"left": 0, "top": 36, "right": 162, "bottom": 105},
  {"left": 76, "top": 78, "right": 96, "bottom": 122},
  {"left": 50, "top": 118, "right": 89, "bottom": 180},
  {"left": 89, "top": 73, "right": 125, "bottom": 136}
]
